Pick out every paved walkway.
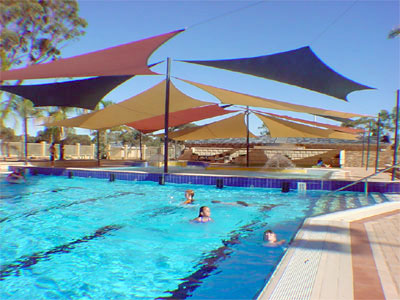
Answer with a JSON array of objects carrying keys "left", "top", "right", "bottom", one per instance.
[{"left": 258, "top": 197, "right": 400, "bottom": 300}]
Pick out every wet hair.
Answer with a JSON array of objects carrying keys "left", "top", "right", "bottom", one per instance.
[
  {"left": 186, "top": 190, "right": 194, "bottom": 197},
  {"left": 265, "top": 230, "right": 273, "bottom": 234},
  {"left": 198, "top": 206, "right": 208, "bottom": 217}
]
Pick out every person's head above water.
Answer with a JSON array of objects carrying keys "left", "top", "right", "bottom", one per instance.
[
  {"left": 198, "top": 206, "right": 211, "bottom": 218},
  {"left": 183, "top": 189, "right": 195, "bottom": 204},
  {"left": 264, "top": 230, "right": 277, "bottom": 243},
  {"left": 186, "top": 189, "right": 194, "bottom": 198},
  {"left": 192, "top": 206, "right": 212, "bottom": 223}
]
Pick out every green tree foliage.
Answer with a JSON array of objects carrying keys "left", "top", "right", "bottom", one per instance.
[
  {"left": 341, "top": 108, "right": 397, "bottom": 138},
  {"left": 0, "top": 0, "right": 87, "bottom": 69},
  {"left": 36, "top": 129, "right": 91, "bottom": 145},
  {"left": 388, "top": 26, "right": 400, "bottom": 39},
  {"left": 0, "top": 0, "right": 87, "bottom": 124},
  {"left": 258, "top": 123, "right": 270, "bottom": 136},
  {"left": 44, "top": 106, "right": 83, "bottom": 142},
  {"left": 0, "top": 126, "right": 18, "bottom": 141}
]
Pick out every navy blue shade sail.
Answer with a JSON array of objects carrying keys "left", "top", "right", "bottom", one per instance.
[
  {"left": 0, "top": 75, "right": 133, "bottom": 110},
  {"left": 179, "top": 46, "right": 374, "bottom": 101}
]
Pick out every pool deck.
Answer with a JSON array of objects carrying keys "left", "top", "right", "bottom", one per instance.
[{"left": 257, "top": 195, "right": 400, "bottom": 300}]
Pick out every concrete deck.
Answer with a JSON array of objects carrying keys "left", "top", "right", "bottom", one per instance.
[{"left": 257, "top": 196, "right": 400, "bottom": 300}]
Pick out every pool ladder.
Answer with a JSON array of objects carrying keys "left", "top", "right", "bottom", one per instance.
[{"left": 329, "top": 164, "right": 400, "bottom": 196}]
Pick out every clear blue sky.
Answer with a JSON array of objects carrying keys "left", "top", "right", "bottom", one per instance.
[{"left": 22, "top": 0, "right": 400, "bottom": 136}]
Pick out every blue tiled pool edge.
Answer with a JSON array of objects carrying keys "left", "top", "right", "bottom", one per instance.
[{"left": 13, "top": 166, "right": 400, "bottom": 193}]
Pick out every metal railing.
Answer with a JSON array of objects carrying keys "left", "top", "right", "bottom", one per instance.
[{"left": 329, "top": 164, "right": 400, "bottom": 196}]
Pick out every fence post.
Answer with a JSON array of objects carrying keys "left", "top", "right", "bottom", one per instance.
[
  {"left": 143, "top": 145, "right": 147, "bottom": 160},
  {"left": 41, "top": 141, "right": 46, "bottom": 158},
  {"left": 76, "top": 143, "right": 81, "bottom": 159},
  {"left": 124, "top": 145, "right": 128, "bottom": 160},
  {"left": 20, "top": 139, "right": 24, "bottom": 160},
  {"left": 340, "top": 150, "right": 345, "bottom": 168}
]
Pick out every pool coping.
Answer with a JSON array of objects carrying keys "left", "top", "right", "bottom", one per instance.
[
  {"left": 11, "top": 166, "right": 400, "bottom": 193},
  {"left": 256, "top": 199, "right": 400, "bottom": 300}
]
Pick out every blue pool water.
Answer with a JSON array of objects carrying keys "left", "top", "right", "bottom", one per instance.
[{"left": 0, "top": 175, "right": 386, "bottom": 299}]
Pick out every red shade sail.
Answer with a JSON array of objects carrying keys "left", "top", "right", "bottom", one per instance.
[
  {"left": 0, "top": 29, "right": 184, "bottom": 81},
  {"left": 126, "top": 104, "right": 234, "bottom": 133}
]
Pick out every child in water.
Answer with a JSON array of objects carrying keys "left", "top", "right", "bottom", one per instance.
[
  {"left": 182, "top": 189, "right": 195, "bottom": 204},
  {"left": 192, "top": 206, "right": 212, "bottom": 223},
  {"left": 263, "top": 230, "right": 285, "bottom": 246}
]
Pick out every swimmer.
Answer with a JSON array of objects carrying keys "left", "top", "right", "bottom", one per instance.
[
  {"left": 6, "top": 169, "right": 26, "bottom": 183},
  {"left": 192, "top": 206, "right": 212, "bottom": 223},
  {"left": 182, "top": 189, "right": 195, "bottom": 204},
  {"left": 263, "top": 230, "right": 285, "bottom": 246}
]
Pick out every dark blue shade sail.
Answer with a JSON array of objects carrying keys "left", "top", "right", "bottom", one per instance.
[
  {"left": 0, "top": 75, "right": 133, "bottom": 110},
  {"left": 179, "top": 46, "right": 374, "bottom": 101}
]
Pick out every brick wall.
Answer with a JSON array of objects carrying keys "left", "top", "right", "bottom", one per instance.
[{"left": 344, "top": 149, "right": 395, "bottom": 167}]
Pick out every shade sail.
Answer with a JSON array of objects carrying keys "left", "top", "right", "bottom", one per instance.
[
  {"left": 181, "top": 79, "right": 368, "bottom": 120},
  {"left": 255, "top": 113, "right": 357, "bottom": 140},
  {"left": 0, "top": 75, "right": 133, "bottom": 109},
  {"left": 44, "top": 80, "right": 212, "bottom": 130},
  {"left": 257, "top": 111, "right": 364, "bottom": 134},
  {"left": 126, "top": 104, "right": 234, "bottom": 133},
  {"left": 179, "top": 46, "right": 373, "bottom": 101},
  {"left": 168, "top": 113, "right": 256, "bottom": 141},
  {"left": 0, "top": 29, "right": 184, "bottom": 81}
]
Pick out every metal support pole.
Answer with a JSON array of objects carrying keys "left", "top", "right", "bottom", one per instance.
[
  {"left": 24, "top": 116, "right": 28, "bottom": 165},
  {"left": 392, "top": 89, "right": 399, "bottom": 180},
  {"left": 163, "top": 57, "right": 171, "bottom": 174},
  {"left": 375, "top": 113, "right": 381, "bottom": 173},
  {"left": 246, "top": 107, "right": 250, "bottom": 168},
  {"left": 366, "top": 121, "right": 371, "bottom": 171},
  {"left": 364, "top": 179, "right": 368, "bottom": 196},
  {"left": 97, "top": 130, "right": 100, "bottom": 166},
  {"left": 139, "top": 132, "right": 143, "bottom": 161},
  {"left": 361, "top": 130, "right": 366, "bottom": 167}
]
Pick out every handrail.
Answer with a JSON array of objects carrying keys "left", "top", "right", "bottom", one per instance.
[{"left": 329, "top": 163, "right": 400, "bottom": 195}]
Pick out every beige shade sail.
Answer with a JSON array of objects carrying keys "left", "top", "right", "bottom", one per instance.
[
  {"left": 0, "top": 30, "right": 184, "bottom": 80},
  {"left": 255, "top": 110, "right": 364, "bottom": 134},
  {"left": 44, "top": 80, "right": 211, "bottom": 130},
  {"left": 255, "top": 113, "right": 358, "bottom": 140},
  {"left": 181, "top": 79, "right": 369, "bottom": 120},
  {"left": 168, "top": 113, "right": 257, "bottom": 141}
]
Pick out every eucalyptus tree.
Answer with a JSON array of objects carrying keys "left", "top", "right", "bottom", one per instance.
[{"left": 0, "top": 0, "right": 87, "bottom": 125}]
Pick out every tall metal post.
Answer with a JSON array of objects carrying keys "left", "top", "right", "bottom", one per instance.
[
  {"left": 392, "top": 89, "right": 399, "bottom": 180},
  {"left": 366, "top": 121, "right": 371, "bottom": 171},
  {"left": 23, "top": 116, "right": 28, "bottom": 164},
  {"left": 361, "top": 130, "right": 366, "bottom": 167},
  {"left": 163, "top": 57, "right": 171, "bottom": 174},
  {"left": 139, "top": 132, "right": 143, "bottom": 161},
  {"left": 97, "top": 130, "right": 100, "bottom": 166},
  {"left": 375, "top": 113, "right": 381, "bottom": 173},
  {"left": 246, "top": 107, "right": 250, "bottom": 167}
]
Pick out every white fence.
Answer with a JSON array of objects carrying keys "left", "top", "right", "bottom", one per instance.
[{"left": 0, "top": 141, "right": 183, "bottom": 161}]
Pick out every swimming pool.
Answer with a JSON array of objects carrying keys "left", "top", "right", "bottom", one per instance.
[{"left": 0, "top": 175, "right": 387, "bottom": 299}]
